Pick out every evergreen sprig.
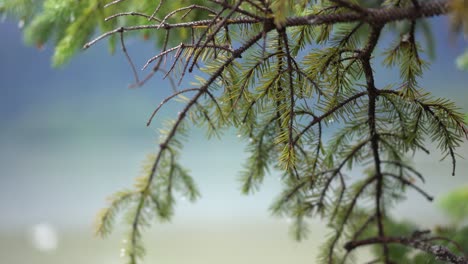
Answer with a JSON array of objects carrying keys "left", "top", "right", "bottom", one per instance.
[{"left": 3, "top": 0, "right": 468, "bottom": 263}]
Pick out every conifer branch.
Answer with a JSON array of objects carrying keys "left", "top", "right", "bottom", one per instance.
[
  {"left": 84, "top": 0, "right": 451, "bottom": 50},
  {"left": 129, "top": 30, "right": 171, "bottom": 88},
  {"left": 329, "top": 0, "right": 368, "bottom": 14},
  {"left": 381, "top": 160, "right": 426, "bottom": 183},
  {"left": 344, "top": 234, "right": 468, "bottom": 264},
  {"left": 105, "top": 11, "right": 162, "bottom": 22},
  {"left": 360, "top": 24, "right": 389, "bottom": 263},
  {"left": 119, "top": 31, "right": 140, "bottom": 85},
  {"left": 286, "top": 0, "right": 449, "bottom": 26},
  {"left": 146, "top": 88, "right": 201, "bottom": 127},
  {"left": 382, "top": 172, "right": 434, "bottom": 201},
  {"left": 327, "top": 175, "right": 377, "bottom": 263},
  {"left": 293, "top": 92, "right": 368, "bottom": 145},
  {"left": 117, "top": 30, "right": 264, "bottom": 263},
  {"left": 317, "top": 139, "right": 370, "bottom": 210},
  {"left": 51, "top": 0, "right": 465, "bottom": 262}
]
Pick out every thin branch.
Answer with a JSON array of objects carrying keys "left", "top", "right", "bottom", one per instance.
[
  {"left": 105, "top": 11, "right": 161, "bottom": 22},
  {"left": 188, "top": 1, "right": 243, "bottom": 73},
  {"left": 317, "top": 139, "right": 370, "bottom": 209},
  {"left": 423, "top": 236, "right": 468, "bottom": 257},
  {"left": 83, "top": 17, "right": 260, "bottom": 49},
  {"left": 378, "top": 89, "right": 461, "bottom": 176},
  {"left": 207, "top": 0, "right": 264, "bottom": 20},
  {"left": 104, "top": 0, "right": 128, "bottom": 8},
  {"left": 327, "top": 175, "right": 377, "bottom": 264},
  {"left": 330, "top": 0, "right": 368, "bottom": 14},
  {"left": 379, "top": 132, "right": 430, "bottom": 154},
  {"left": 383, "top": 172, "right": 434, "bottom": 201},
  {"left": 149, "top": 0, "right": 164, "bottom": 21},
  {"left": 341, "top": 214, "right": 376, "bottom": 264},
  {"left": 142, "top": 43, "right": 233, "bottom": 70},
  {"left": 119, "top": 31, "right": 140, "bottom": 85},
  {"left": 129, "top": 30, "right": 171, "bottom": 88},
  {"left": 86, "top": 1, "right": 450, "bottom": 51},
  {"left": 293, "top": 92, "right": 367, "bottom": 145},
  {"left": 381, "top": 160, "right": 426, "bottom": 183},
  {"left": 360, "top": 23, "right": 388, "bottom": 263},
  {"left": 344, "top": 236, "right": 468, "bottom": 264},
  {"left": 146, "top": 88, "right": 201, "bottom": 127},
  {"left": 158, "top": 4, "right": 218, "bottom": 27},
  {"left": 280, "top": 28, "right": 296, "bottom": 169},
  {"left": 286, "top": 0, "right": 449, "bottom": 27}
]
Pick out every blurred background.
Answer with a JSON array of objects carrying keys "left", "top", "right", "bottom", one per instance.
[{"left": 0, "top": 15, "right": 467, "bottom": 264}]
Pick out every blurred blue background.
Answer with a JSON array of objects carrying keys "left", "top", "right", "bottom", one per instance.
[{"left": 0, "top": 16, "right": 467, "bottom": 263}]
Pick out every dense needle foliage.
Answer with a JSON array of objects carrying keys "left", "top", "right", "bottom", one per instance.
[{"left": 2, "top": 0, "right": 468, "bottom": 263}]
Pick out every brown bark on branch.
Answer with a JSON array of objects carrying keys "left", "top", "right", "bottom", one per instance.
[
  {"left": 285, "top": 0, "right": 449, "bottom": 27},
  {"left": 344, "top": 235, "right": 468, "bottom": 264}
]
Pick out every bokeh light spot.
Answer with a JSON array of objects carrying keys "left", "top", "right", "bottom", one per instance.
[{"left": 29, "top": 223, "right": 59, "bottom": 252}]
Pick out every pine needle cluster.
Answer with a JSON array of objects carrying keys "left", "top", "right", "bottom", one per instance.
[{"left": 2, "top": 0, "right": 468, "bottom": 263}]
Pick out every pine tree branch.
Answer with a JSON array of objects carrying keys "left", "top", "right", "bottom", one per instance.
[
  {"left": 382, "top": 172, "right": 434, "bottom": 201},
  {"left": 280, "top": 28, "right": 297, "bottom": 170},
  {"left": 360, "top": 23, "right": 390, "bottom": 263},
  {"left": 285, "top": 0, "right": 449, "bottom": 27},
  {"left": 378, "top": 89, "right": 465, "bottom": 176},
  {"left": 381, "top": 160, "right": 426, "bottom": 183},
  {"left": 84, "top": 0, "right": 451, "bottom": 51},
  {"left": 341, "top": 214, "right": 376, "bottom": 263},
  {"left": 317, "top": 139, "right": 370, "bottom": 210},
  {"left": 129, "top": 30, "right": 171, "bottom": 88},
  {"left": 119, "top": 31, "right": 140, "bottom": 85},
  {"left": 329, "top": 0, "right": 368, "bottom": 14},
  {"left": 105, "top": 11, "right": 162, "bottom": 22},
  {"left": 293, "top": 91, "right": 368, "bottom": 145},
  {"left": 344, "top": 235, "right": 468, "bottom": 264},
  {"left": 126, "top": 31, "right": 264, "bottom": 263},
  {"left": 328, "top": 175, "right": 378, "bottom": 264},
  {"left": 146, "top": 88, "right": 201, "bottom": 127},
  {"left": 423, "top": 236, "right": 468, "bottom": 257},
  {"left": 71, "top": 0, "right": 466, "bottom": 262},
  {"left": 158, "top": 4, "right": 218, "bottom": 26}
]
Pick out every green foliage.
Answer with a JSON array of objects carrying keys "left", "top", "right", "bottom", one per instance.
[
  {"left": 438, "top": 185, "right": 468, "bottom": 224},
  {"left": 95, "top": 190, "right": 136, "bottom": 237},
  {"left": 0, "top": 0, "right": 40, "bottom": 20},
  {"left": 450, "top": 0, "right": 468, "bottom": 35},
  {"left": 95, "top": 120, "right": 200, "bottom": 263},
  {"left": 376, "top": 220, "right": 468, "bottom": 264},
  {"left": 383, "top": 38, "right": 428, "bottom": 99},
  {"left": 456, "top": 49, "right": 468, "bottom": 71},
  {"left": 354, "top": 215, "right": 419, "bottom": 263},
  {"left": 450, "top": 0, "right": 468, "bottom": 71},
  {"left": 3, "top": 0, "right": 468, "bottom": 263},
  {"left": 50, "top": 0, "right": 98, "bottom": 66},
  {"left": 1, "top": 0, "right": 216, "bottom": 66},
  {"left": 370, "top": 187, "right": 468, "bottom": 263}
]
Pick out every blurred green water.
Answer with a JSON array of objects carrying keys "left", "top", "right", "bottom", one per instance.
[{"left": 0, "top": 221, "right": 342, "bottom": 264}]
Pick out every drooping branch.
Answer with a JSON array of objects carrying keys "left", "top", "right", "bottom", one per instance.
[
  {"left": 124, "top": 30, "right": 264, "bottom": 263},
  {"left": 327, "top": 175, "right": 378, "bottom": 263},
  {"left": 382, "top": 172, "right": 434, "bottom": 201},
  {"left": 293, "top": 91, "right": 368, "bottom": 145},
  {"left": 78, "top": 0, "right": 467, "bottom": 263},
  {"left": 146, "top": 88, "right": 201, "bottom": 127},
  {"left": 360, "top": 22, "right": 388, "bottom": 262}
]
